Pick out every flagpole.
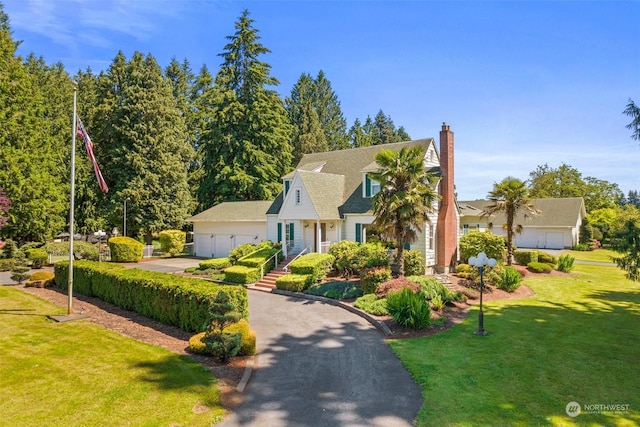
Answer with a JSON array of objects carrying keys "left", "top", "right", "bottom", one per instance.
[{"left": 68, "top": 83, "right": 77, "bottom": 315}]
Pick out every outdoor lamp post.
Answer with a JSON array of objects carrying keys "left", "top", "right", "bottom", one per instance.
[
  {"left": 468, "top": 252, "right": 497, "bottom": 336},
  {"left": 94, "top": 230, "right": 106, "bottom": 262}
]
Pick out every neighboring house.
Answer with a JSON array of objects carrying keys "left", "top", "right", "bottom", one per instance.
[
  {"left": 458, "top": 197, "right": 586, "bottom": 249},
  {"left": 265, "top": 123, "right": 460, "bottom": 273},
  {"left": 187, "top": 200, "right": 271, "bottom": 258}
]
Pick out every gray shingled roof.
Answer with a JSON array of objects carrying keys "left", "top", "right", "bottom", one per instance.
[
  {"left": 458, "top": 197, "right": 586, "bottom": 227},
  {"left": 187, "top": 201, "right": 272, "bottom": 222},
  {"left": 298, "top": 170, "right": 345, "bottom": 220},
  {"left": 267, "top": 138, "right": 435, "bottom": 216}
]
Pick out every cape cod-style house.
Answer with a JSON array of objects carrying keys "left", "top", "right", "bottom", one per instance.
[{"left": 189, "top": 123, "right": 461, "bottom": 273}]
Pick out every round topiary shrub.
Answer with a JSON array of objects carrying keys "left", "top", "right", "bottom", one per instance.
[
  {"left": 108, "top": 236, "right": 143, "bottom": 262},
  {"left": 158, "top": 229, "right": 186, "bottom": 257},
  {"left": 26, "top": 248, "right": 48, "bottom": 268},
  {"left": 188, "top": 319, "right": 256, "bottom": 357},
  {"left": 360, "top": 267, "right": 392, "bottom": 294},
  {"left": 527, "top": 261, "right": 553, "bottom": 274}
]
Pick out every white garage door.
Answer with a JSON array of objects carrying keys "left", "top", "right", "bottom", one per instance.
[
  {"left": 214, "top": 236, "right": 233, "bottom": 258},
  {"left": 545, "top": 232, "right": 564, "bottom": 249},
  {"left": 195, "top": 234, "right": 213, "bottom": 258}
]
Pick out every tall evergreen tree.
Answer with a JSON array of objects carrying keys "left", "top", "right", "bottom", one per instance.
[
  {"left": 348, "top": 118, "right": 374, "bottom": 148},
  {"left": 374, "top": 110, "right": 398, "bottom": 145},
  {"left": 0, "top": 7, "right": 67, "bottom": 242},
  {"left": 96, "top": 51, "right": 194, "bottom": 243},
  {"left": 313, "top": 70, "right": 348, "bottom": 150},
  {"left": 198, "top": 10, "right": 292, "bottom": 208},
  {"left": 624, "top": 99, "right": 640, "bottom": 143}
]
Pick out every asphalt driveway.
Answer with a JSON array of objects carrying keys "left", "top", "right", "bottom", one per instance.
[{"left": 220, "top": 291, "right": 423, "bottom": 427}]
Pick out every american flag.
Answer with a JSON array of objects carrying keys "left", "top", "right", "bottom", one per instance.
[{"left": 76, "top": 116, "right": 109, "bottom": 193}]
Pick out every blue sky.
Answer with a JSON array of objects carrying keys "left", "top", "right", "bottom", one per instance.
[{"left": 4, "top": 0, "right": 639, "bottom": 201}]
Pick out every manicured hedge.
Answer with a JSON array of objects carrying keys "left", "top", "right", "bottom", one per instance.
[
  {"left": 108, "top": 236, "right": 144, "bottom": 262},
  {"left": 288, "top": 253, "right": 335, "bottom": 283},
  {"left": 224, "top": 265, "right": 260, "bottom": 284},
  {"left": 158, "top": 229, "right": 186, "bottom": 257},
  {"left": 188, "top": 319, "right": 256, "bottom": 356},
  {"left": 54, "top": 261, "right": 248, "bottom": 332},
  {"left": 237, "top": 248, "right": 280, "bottom": 271},
  {"left": 514, "top": 250, "right": 538, "bottom": 265},
  {"left": 275, "top": 273, "right": 312, "bottom": 292},
  {"left": 199, "top": 258, "right": 231, "bottom": 270},
  {"left": 527, "top": 261, "right": 553, "bottom": 273}
]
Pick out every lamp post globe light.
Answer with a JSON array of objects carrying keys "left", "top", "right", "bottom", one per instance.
[
  {"left": 94, "top": 230, "right": 106, "bottom": 262},
  {"left": 468, "top": 252, "right": 497, "bottom": 336}
]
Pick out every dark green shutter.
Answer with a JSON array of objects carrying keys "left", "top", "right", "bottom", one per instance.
[
  {"left": 365, "top": 175, "right": 371, "bottom": 197},
  {"left": 277, "top": 223, "right": 282, "bottom": 242},
  {"left": 285, "top": 180, "right": 290, "bottom": 195},
  {"left": 404, "top": 242, "right": 411, "bottom": 250},
  {"left": 289, "top": 223, "right": 294, "bottom": 241},
  {"left": 355, "top": 223, "right": 362, "bottom": 243}
]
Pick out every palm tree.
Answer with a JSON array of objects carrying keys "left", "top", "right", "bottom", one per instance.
[
  {"left": 483, "top": 177, "right": 538, "bottom": 266},
  {"left": 369, "top": 146, "right": 438, "bottom": 276}
]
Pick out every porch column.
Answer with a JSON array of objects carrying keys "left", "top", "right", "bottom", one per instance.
[
  {"left": 316, "top": 220, "right": 321, "bottom": 253},
  {"left": 282, "top": 221, "right": 288, "bottom": 258}
]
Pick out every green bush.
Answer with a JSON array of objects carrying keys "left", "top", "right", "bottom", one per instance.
[
  {"left": 275, "top": 273, "right": 312, "bottom": 292},
  {"left": 288, "top": 253, "right": 334, "bottom": 284},
  {"left": 199, "top": 258, "right": 231, "bottom": 270},
  {"left": 229, "top": 243, "right": 259, "bottom": 265},
  {"left": 26, "top": 248, "right": 48, "bottom": 268},
  {"left": 459, "top": 231, "right": 506, "bottom": 263},
  {"left": 514, "top": 250, "right": 538, "bottom": 265},
  {"left": 403, "top": 250, "right": 425, "bottom": 276},
  {"left": 573, "top": 243, "right": 588, "bottom": 251},
  {"left": 10, "top": 265, "right": 31, "bottom": 284},
  {"left": 189, "top": 321, "right": 259, "bottom": 357},
  {"left": 224, "top": 265, "right": 260, "bottom": 284},
  {"left": 455, "top": 263, "right": 477, "bottom": 280},
  {"left": 360, "top": 267, "right": 392, "bottom": 294},
  {"left": 329, "top": 240, "right": 361, "bottom": 277},
  {"left": 25, "top": 271, "right": 55, "bottom": 288},
  {"left": 496, "top": 266, "right": 522, "bottom": 292},
  {"left": 407, "top": 275, "right": 466, "bottom": 303},
  {"left": 0, "top": 258, "right": 15, "bottom": 271},
  {"left": 108, "top": 236, "right": 143, "bottom": 262},
  {"left": 360, "top": 242, "right": 392, "bottom": 269},
  {"left": 237, "top": 248, "right": 281, "bottom": 274},
  {"left": 305, "top": 281, "right": 363, "bottom": 300},
  {"left": 42, "top": 241, "right": 98, "bottom": 260},
  {"left": 386, "top": 288, "right": 431, "bottom": 330},
  {"left": 353, "top": 294, "right": 389, "bottom": 316},
  {"left": 537, "top": 251, "right": 556, "bottom": 264},
  {"left": 1, "top": 239, "right": 19, "bottom": 259},
  {"left": 54, "top": 260, "right": 247, "bottom": 332},
  {"left": 557, "top": 254, "right": 575, "bottom": 273},
  {"left": 527, "top": 262, "right": 553, "bottom": 273},
  {"left": 158, "top": 230, "right": 186, "bottom": 257}
]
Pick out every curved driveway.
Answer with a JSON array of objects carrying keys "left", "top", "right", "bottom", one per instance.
[{"left": 220, "top": 291, "right": 423, "bottom": 427}]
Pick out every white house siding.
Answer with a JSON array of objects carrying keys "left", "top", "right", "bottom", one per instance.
[
  {"left": 278, "top": 179, "right": 319, "bottom": 221},
  {"left": 192, "top": 221, "right": 266, "bottom": 258},
  {"left": 342, "top": 214, "right": 376, "bottom": 243}
]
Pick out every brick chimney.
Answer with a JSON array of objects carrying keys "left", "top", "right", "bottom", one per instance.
[{"left": 436, "top": 122, "right": 457, "bottom": 273}]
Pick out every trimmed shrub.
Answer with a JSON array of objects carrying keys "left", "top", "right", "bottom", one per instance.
[
  {"left": 455, "top": 263, "right": 477, "bottom": 280},
  {"left": 386, "top": 288, "right": 431, "bottom": 329},
  {"left": 159, "top": 230, "right": 186, "bottom": 257},
  {"left": 573, "top": 243, "right": 588, "bottom": 251},
  {"left": 26, "top": 248, "right": 48, "bottom": 268},
  {"left": 229, "top": 243, "right": 258, "bottom": 265},
  {"left": 360, "top": 267, "right": 392, "bottom": 294},
  {"left": 10, "top": 265, "right": 30, "bottom": 284},
  {"left": 1, "top": 239, "right": 19, "bottom": 259},
  {"left": 305, "top": 281, "right": 363, "bottom": 300},
  {"left": 514, "top": 250, "right": 538, "bottom": 265},
  {"left": 556, "top": 254, "right": 575, "bottom": 273},
  {"left": 495, "top": 266, "right": 522, "bottom": 292},
  {"left": 237, "top": 248, "right": 281, "bottom": 274},
  {"left": 288, "top": 253, "right": 335, "bottom": 284},
  {"left": 108, "top": 236, "right": 143, "bottom": 262},
  {"left": 459, "top": 231, "right": 506, "bottom": 264},
  {"left": 54, "top": 260, "right": 248, "bottom": 332},
  {"left": 353, "top": 294, "right": 389, "bottom": 316},
  {"left": 224, "top": 265, "right": 260, "bottom": 284},
  {"left": 527, "top": 262, "right": 553, "bottom": 273},
  {"left": 537, "top": 251, "right": 556, "bottom": 265},
  {"left": 403, "top": 250, "right": 425, "bottom": 276},
  {"left": 329, "top": 240, "right": 360, "bottom": 277},
  {"left": 199, "top": 258, "right": 231, "bottom": 270},
  {"left": 408, "top": 275, "right": 466, "bottom": 303},
  {"left": 360, "top": 242, "right": 392, "bottom": 269},
  {"left": 25, "top": 271, "right": 55, "bottom": 288},
  {"left": 0, "top": 258, "right": 16, "bottom": 272},
  {"left": 376, "top": 277, "right": 421, "bottom": 298},
  {"left": 275, "top": 273, "right": 312, "bottom": 292}
]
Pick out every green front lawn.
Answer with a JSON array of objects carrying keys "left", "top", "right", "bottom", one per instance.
[
  {"left": 390, "top": 259, "right": 639, "bottom": 426},
  {"left": 0, "top": 287, "right": 225, "bottom": 427}
]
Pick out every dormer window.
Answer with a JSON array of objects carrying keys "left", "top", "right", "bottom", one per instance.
[{"left": 364, "top": 174, "right": 380, "bottom": 198}]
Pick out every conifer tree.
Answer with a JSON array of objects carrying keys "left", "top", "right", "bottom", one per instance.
[{"left": 198, "top": 10, "right": 292, "bottom": 208}]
